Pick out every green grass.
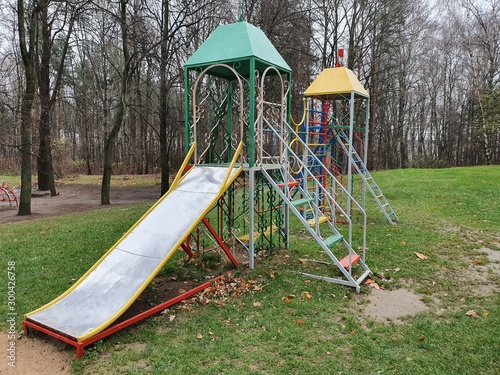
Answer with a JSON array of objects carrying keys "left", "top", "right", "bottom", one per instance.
[{"left": 1, "top": 166, "right": 499, "bottom": 374}]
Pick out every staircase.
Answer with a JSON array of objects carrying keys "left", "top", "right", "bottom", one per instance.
[
  {"left": 334, "top": 129, "right": 400, "bottom": 225},
  {"left": 261, "top": 118, "right": 371, "bottom": 293}
]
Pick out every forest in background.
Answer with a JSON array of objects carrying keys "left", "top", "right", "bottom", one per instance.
[{"left": 0, "top": 0, "right": 499, "bottom": 211}]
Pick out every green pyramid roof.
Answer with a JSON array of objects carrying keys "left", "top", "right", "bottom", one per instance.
[{"left": 184, "top": 21, "right": 291, "bottom": 79}]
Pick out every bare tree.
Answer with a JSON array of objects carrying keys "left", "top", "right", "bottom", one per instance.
[
  {"left": 36, "top": 0, "right": 78, "bottom": 195},
  {"left": 16, "top": 0, "right": 38, "bottom": 215}
]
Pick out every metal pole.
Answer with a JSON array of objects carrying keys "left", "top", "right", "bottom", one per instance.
[
  {"left": 347, "top": 92, "right": 355, "bottom": 217},
  {"left": 248, "top": 168, "right": 255, "bottom": 269}
]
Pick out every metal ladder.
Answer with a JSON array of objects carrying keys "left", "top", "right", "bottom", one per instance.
[
  {"left": 261, "top": 118, "right": 371, "bottom": 293},
  {"left": 334, "top": 129, "right": 399, "bottom": 225}
]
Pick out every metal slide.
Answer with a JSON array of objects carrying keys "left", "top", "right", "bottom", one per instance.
[{"left": 25, "top": 163, "right": 241, "bottom": 343}]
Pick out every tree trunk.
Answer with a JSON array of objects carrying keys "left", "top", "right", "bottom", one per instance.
[
  {"left": 17, "top": 0, "right": 37, "bottom": 216},
  {"left": 159, "top": 0, "right": 170, "bottom": 196},
  {"left": 36, "top": 0, "right": 76, "bottom": 195},
  {"left": 101, "top": 0, "right": 130, "bottom": 205},
  {"left": 18, "top": 81, "right": 35, "bottom": 216}
]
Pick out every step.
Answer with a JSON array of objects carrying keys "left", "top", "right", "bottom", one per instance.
[
  {"left": 308, "top": 143, "right": 326, "bottom": 147},
  {"left": 291, "top": 197, "right": 313, "bottom": 207},
  {"left": 239, "top": 226, "right": 278, "bottom": 242},
  {"left": 339, "top": 254, "right": 361, "bottom": 269},
  {"left": 307, "top": 215, "right": 328, "bottom": 226},
  {"left": 277, "top": 180, "right": 300, "bottom": 189},
  {"left": 323, "top": 234, "right": 343, "bottom": 247}
]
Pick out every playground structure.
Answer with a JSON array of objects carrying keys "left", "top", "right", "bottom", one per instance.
[
  {"left": 298, "top": 67, "right": 399, "bottom": 225},
  {"left": 0, "top": 181, "right": 18, "bottom": 207},
  {"left": 24, "top": 19, "right": 398, "bottom": 357}
]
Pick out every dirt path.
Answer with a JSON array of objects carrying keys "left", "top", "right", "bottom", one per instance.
[{"left": 0, "top": 184, "right": 160, "bottom": 225}]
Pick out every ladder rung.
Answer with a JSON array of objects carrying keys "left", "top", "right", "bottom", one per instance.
[
  {"left": 376, "top": 195, "right": 383, "bottom": 199},
  {"left": 308, "top": 143, "right": 326, "bottom": 147},
  {"left": 382, "top": 203, "right": 390, "bottom": 207},
  {"left": 339, "top": 254, "right": 361, "bottom": 269},
  {"left": 323, "top": 234, "right": 343, "bottom": 247},
  {"left": 307, "top": 216, "right": 328, "bottom": 226},
  {"left": 291, "top": 197, "right": 313, "bottom": 207}
]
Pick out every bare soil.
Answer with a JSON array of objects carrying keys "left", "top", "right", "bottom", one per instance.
[{"left": 0, "top": 183, "right": 160, "bottom": 225}]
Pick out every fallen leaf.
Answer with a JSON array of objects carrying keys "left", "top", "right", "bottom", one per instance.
[
  {"left": 294, "top": 320, "right": 306, "bottom": 325},
  {"left": 417, "top": 336, "right": 425, "bottom": 342},
  {"left": 465, "top": 310, "right": 479, "bottom": 318},
  {"left": 414, "top": 252, "right": 428, "bottom": 260},
  {"left": 253, "top": 302, "right": 262, "bottom": 307},
  {"left": 282, "top": 298, "right": 293, "bottom": 303},
  {"left": 302, "top": 291, "right": 313, "bottom": 300},
  {"left": 400, "top": 241, "right": 407, "bottom": 246},
  {"left": 482, "top": 311, "right": 489, "bottom": 318},
  {"left": 470, "top": 259, "right": 484, "bottom": 265},
  {"left": 169, "top": 315, "right": 176, "bottom": 322},
  {"left": 197, "top": 333, "right": 203, "bottom": 339},
  {"left": 364, "top": 278, "right": 376, "bottom": 285}
]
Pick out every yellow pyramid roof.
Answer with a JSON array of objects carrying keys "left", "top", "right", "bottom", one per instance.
[{"left": 304, "top": 67, "right": 368, "bottom": 98}]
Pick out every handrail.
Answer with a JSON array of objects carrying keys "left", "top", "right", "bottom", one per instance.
[
  {"left": 170, "top": 142, "right": 197, "bottom": 191},
  {"left": 290, "top": 97, "right": 307, "bottom": 128},
  {"left": 220, "top": 141, "right": 243, "bottom": 191},
  {"left": 262, "top": 117, "right": 367, "bottom": 250}
]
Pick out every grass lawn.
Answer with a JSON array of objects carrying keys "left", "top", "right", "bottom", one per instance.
[{"left": 1, "top": 166, "right": 499, "bottom": 374}]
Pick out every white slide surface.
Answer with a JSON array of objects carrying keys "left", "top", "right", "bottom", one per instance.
[{"left": 25, "top": 165, "right": 239, "bottom": 341}]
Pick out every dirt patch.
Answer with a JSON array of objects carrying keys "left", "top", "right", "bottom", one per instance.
[
  {"left": 0, "top": 331, "right": 71, "bottom": 375},
  {"left": 0, "top": 184, "right": 160, "bottom": 225},
  {"left": 363, "top": 288, "right": 429, "bottom": 324}
]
